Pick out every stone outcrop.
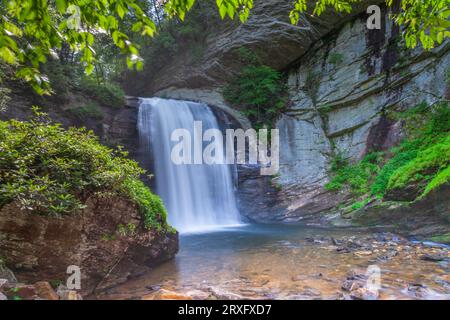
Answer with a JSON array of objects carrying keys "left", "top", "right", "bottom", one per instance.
[
  {"left": 127, "top": 0, "right": 382, "bottom": 94},
  {"left": 0, "top": 195, "right": 178, "bottom": 295},
  {"left": 0, "top": 279, "right": 87, "bottom": 300},
  {"left": 352, "top": 184, "right": 450, "bottom": 239}
]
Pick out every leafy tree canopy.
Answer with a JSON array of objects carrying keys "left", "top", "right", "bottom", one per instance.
[{"left": 0, "top": 0, "right": 449, "bottom": 94}]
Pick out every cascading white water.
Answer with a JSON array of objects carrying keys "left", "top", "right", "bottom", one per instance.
[{"left": 138, "top": 97, "right": 242, "bottom": 233}]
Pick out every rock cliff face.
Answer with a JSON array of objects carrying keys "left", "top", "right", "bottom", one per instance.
[
  {"left": 0, "top": 195, "right": 178, "bottom": 295},
  {"left": 128, "top": 4, "right": 449, "bottom": 227},
  {"left": 129, "top": 0, "right": 382, "bottom": 94},
  {"left": 275, "top": 13, "right": 449, "bottom": 221}
]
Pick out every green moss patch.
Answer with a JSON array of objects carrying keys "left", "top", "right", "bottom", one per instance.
[
  {"left": 429, "top": 233, "right": 450, "bottom": 244},
  {"left": 68, "top": 102, "right": 103, "bottom": 120},
  {"left": 326, "top": 101, "right": 449, "bottom": 203}
]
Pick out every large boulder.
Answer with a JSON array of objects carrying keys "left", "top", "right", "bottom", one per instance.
[{"left": 0, "top": 195, "right": 178, "bottom": 295}]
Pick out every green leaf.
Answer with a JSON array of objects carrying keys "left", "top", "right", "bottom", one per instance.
[
  {"left": 85, "top": 63, "right": 94, "bottom": 75},
  {"left": 437, "top": 31, "right": 444, "bottom": 44},
  {"left": 87, "top": 33, "right": 94, "bottom": 45},
  {"left": 0, "top": 47, "right": 17, "bottom": 64},
  {"left": 55, "top": 0, "right": 67, "bottom": 14},
  {"left": 117, "top": 4, "right": 126, "bottom": 19},
  {"left": 132, "top": 22, "right": 143, "bottom": 32},
  {"left": 219, "top": 4, "right": 227, "bottom": 19},
  {"left": 3, "top": 21, "right": 23, "bottom": 37}
]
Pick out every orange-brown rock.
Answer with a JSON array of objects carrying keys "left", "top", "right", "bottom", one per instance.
[
  {"left": 0, "top": 195, "right": 178, "bottom": 295},
  {"left": 34, "top": 281, "right": 59, "bottom": 300},
  {"left": 142, "top": 289, "right": 194, "bottom": 300}
]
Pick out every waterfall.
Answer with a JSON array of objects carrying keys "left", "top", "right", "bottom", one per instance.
[{"left": 138, "top": 97, "right": 242, "bottom": 233}]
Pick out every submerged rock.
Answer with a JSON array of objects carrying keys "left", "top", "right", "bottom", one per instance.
[
  {"left": 142, "top": 289, "right": 193, "bottom": 300},
  {"left": 184, "top": 290, "right": 211, "bottom": 300},
  {"left": 420, "top": 254, "right": 448, "bottom": 262},
  {"left": 341, "top": 271, "right": 379, "bottom": 300},
  {"left": 405, "top": 283, "right": 450, "bottom": 300},
  {"left": 204, "top": 286, "right": 245, "bottom": 300},
  {"left": 349, "top": 287, "right": 379, "bottom": 300}
]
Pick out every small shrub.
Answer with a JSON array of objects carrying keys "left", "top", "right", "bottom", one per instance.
[
  {"left": 392, "top": 101, "right": 449, "bottom": 139},
  {"left": 382, "top": 102, "right": 449, "bottom": 198},
  {"left": 234, "top": 47, "right": 261, "bottom": 65},
  {"left": 49, "top": 279, "right": 63, "bottom": 289},
  {"left": 0, "top": 110, "right": 170, "bottom": 231},
  {"left": 78, "top": 77, "right": 124, "bottom": 108},
  {"left": 387, "top": 135, "right": 450, "bottom": 194},
  {"left": 371, "top": 143, "right": 419, "bottom": 196},
  {"left": 121, "top": 178, "right": 170, "bottom": 231},
  {"left": 422, "top": 165, "right": 450, "bottom": 197},
  {"left": 325, "top": 152, "right": 382, "bottom": 196},
  {"left": 223, "top": 64, "right": 286, "bottom": 129},
  {"left": 41, "top": 60, "right": 78, "bottom": 103},
  {"left": 117, "top": 223, "right": 137, "bottom": 236},
  {"left": 430, "top": 233, "right": 450, "bottom": 244},
  {"left": 351, "top": 198, "right": 370, "bottom": 210},
  {"left": 318, "top": 104, "right": 333, "bottom": 115},
  {"left": 329, "top": 52, "right": 344, "bottom": 66},
  {"left": 151, "top": 31, "right": 179, "bottom": 54},
  {"left": 68, "top": 102, "right": 103, "bottom": 120}
]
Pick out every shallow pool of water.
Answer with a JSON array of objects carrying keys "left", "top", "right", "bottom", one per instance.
[{"left": 96, "top": 224, "right": 450, "bottom": 300}]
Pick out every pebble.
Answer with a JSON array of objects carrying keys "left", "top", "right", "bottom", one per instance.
[{"left": 420, "top": 254, "right": 447, "bottom": 262}]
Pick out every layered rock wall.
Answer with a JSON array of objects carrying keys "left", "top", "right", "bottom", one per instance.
[{"left": 276, "top": 13, "right": 449, "bottom": 220}]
